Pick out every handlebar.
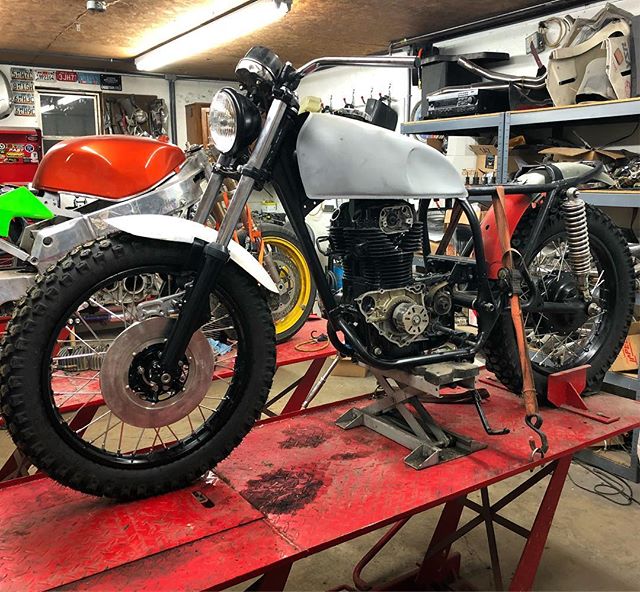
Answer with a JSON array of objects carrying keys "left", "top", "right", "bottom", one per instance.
[
  {"left": 295, "top": 55, "right": 418, "bottom": 78},
  {"left": 466, "top": 161, "right": 604, "bottom": 196}
]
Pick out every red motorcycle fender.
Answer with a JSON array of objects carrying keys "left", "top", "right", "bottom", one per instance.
[{"left": 480, "top": 193, "right": 533, "bottom": 279}]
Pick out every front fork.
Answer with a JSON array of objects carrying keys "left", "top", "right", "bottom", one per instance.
[{"left": 160, "top": 98, "right": 288, "bottom": 371}]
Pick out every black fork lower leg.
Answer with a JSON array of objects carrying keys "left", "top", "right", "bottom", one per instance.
[{"left": 160, "top": 242, "right": 230, "bottom": 372}]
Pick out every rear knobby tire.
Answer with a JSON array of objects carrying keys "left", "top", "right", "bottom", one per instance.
[
  {"left": 0, "top": 236, "right": 276, "bottom": 499},
  {"left": 483, "top": 204, "right": 634, "bottom": 402}
]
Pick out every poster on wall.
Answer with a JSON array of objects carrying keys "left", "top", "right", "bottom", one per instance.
[
  {"left": 11, "top": 80, "right": 33, "bottom": 92},
  {"left": 100, "top": 74, "right": 122, "bottom": 91},
  {"left": 34, "top": 69, "right": 55, "bottom": 82},
  {"left": 78, "top": 72, "right": 100, "bottom": 85},
  {"left": 56, "top": 70, "right": 78, "bottom": 83},
  {"left": 10, "top": 67, "right": 33, "bottom": 81},
  {"left": 14, "top": 105, "right": 35, "bottom": 117}
]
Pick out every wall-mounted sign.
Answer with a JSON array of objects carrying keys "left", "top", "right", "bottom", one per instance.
[
  {"left": 56, "top": 70, "right": 78, "bottom": 83},
  {"left": 10, "top": 67, "right": 33, "bottom": 81},
  {"left": 34, "top": 69, "right": 55, "bottom": 82},
  {"left": 13, "top": 92, "right": 35, "bottom": 105},
  {"left": 14, "top": 104, "right": 35, "bottom": 117},
  {"left": 100, "top": 73, "right": 122, "bottom": 91},
  {"left": 11, "top": 80, "right": 33, "bottom": 92},
  {"left": 78, "top": 72, "right": 100, "bottom": 85}
]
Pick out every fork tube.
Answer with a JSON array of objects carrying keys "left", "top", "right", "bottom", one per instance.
[
  {"left": 216, "top": 99, "right": 288, "bottom": 247},
  {"left": 192, "top": 156, "right": 228, "bottom": 225},
  {"left": 160, "top": 98, "right": 288, "bottom": 371}
]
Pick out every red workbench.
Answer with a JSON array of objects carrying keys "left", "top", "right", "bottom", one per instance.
[
  {"left": 1, "top": 374, "right": 639, "bottom": 591},
  {"left": 0, "top": 318, "right": 336, "bottom": 481}
]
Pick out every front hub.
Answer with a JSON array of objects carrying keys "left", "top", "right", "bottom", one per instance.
[{"left": 100, "top": 317, "right": 214, "bottom": 428}]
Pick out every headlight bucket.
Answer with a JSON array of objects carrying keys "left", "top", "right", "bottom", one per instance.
[{"left": 209, "top": 88, "right": 261, "bottom": 155}]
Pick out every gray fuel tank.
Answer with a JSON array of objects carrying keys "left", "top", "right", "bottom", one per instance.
[{"left": 296, "top": 113, "right": 467, "bottom": 200}]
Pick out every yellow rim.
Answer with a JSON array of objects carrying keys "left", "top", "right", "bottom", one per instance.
[{"left": 262, "top": 235, "right": 312, "bottom": 335}]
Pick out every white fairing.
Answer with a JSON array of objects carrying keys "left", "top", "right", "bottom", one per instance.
[
  {"left": 106, "top": 215, "right": 278, "bottom": 293},
  {"left": 296, "top": 113, "right": 467, "bottom": 200}
]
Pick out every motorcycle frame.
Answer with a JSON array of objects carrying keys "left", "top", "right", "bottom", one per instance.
[
  {"left": 269, "top": 114, "right": 499, "bottom": 369},
  {"left": 159, "top": 57, "right": 602, "bottom": 373}
]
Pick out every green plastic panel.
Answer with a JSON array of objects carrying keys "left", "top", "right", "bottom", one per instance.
[{"left": 0, "top": 186, "right": 54, "bottom": 237}]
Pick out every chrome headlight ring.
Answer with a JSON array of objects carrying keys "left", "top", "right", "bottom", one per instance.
[{"left": 209, "top": 88, "right": 261, "bottom": 155}]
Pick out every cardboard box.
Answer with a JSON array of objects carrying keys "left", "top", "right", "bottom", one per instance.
[
  {"left": 469, "top": 139, "right": 534, "bottom": 175},
  {"left": 333, "top": 358, "right": 370, "bottom": 378},
  {"left": 538, "top": 146, "right": 625, "bottom": 163},
  {"left": 425, "top": 137, "right": 444, "bottom": 152},
  {"left": 610, "top": 322, "right": 640, "bottom": 372}
]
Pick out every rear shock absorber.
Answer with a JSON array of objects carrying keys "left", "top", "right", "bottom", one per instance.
[{"left": 561, "top": 188, "right": 592, "bottom": 299}]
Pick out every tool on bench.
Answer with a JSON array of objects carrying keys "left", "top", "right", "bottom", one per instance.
[
  {"left": 295, "top": 330, "right": 330, "bottom": 352},
  {"left": 302, "top": 354, "right": 341, "bottom": 409},
  {"left": 493, "top": 185, "right": 548, "bottom": 459}
]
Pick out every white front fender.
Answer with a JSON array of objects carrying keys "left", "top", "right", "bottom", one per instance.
[{"left": 107, "top": 215, "right": 279, "bottom": 293}]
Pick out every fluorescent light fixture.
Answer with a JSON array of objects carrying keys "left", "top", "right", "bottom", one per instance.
[{"left": 135, "top": 0, "right": 289, "bottom": 72}]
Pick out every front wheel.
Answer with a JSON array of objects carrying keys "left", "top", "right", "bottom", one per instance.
[
  {"left": 483, "top": 204, "right": 634, "bottom": 402},
  {"left": 0, "top": 236, "right": 276, "bottom": 499}
]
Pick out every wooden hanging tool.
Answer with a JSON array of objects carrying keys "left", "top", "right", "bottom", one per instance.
[{"left": 492, "top": 185, "right": 548, "bottom": 458}]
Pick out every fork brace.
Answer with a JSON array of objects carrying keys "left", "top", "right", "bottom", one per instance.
[{"left": 336, "top": 363, "right": 487, "bottom": 469}]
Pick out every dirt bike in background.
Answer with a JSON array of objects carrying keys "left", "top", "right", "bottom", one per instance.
[
  {"left": 0, "top": 136, "right": 314, "bottom": 341},
  {"left": 0, "top": 47, "right": 634, "bottom": 500}
]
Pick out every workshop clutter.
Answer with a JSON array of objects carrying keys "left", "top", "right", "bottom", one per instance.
[
  {"left": 545, "top": 4, "right": 636, "bottom": 106},
  {"left": 464, "top": 136, "right": 539, "bottom": 184},
  {"left": 410, "top": 3, "right": 638, "bottom": 128}
]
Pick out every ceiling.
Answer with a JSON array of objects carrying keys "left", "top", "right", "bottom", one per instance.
[{"left": 0, "top": 0, "right": 551, "bottom": 80}]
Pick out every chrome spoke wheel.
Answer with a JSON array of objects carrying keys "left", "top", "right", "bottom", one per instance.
[
  {"left": 49, "top": 268, "right": 240, "bottom": 463},
  {"left": 523, "top": 237, "right": 608, "bottom": 371}
]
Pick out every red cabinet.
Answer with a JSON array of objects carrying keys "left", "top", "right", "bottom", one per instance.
[{"left": 0, "top": 127, "right": 43, "bottom": 184}]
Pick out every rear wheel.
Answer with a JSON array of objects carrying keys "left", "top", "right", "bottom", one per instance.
[
  {"left": 0, "top": 236, "right": 276, "bottom": 499},
  {"left": 261, "top": 223, "right": 316, "bottom": 342},
  {"left": 483, "top": 205, "right": 634, "bottom": 402}
]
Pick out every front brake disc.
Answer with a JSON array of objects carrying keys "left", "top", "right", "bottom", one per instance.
[{"left": 100, "top": 317, "right": 214, "bottom": 428}]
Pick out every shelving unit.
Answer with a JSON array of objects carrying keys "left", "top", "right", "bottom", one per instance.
[
  {"left": 401, "top": 97, "right": 640, "bottom": 184},
  {"left": 402, "top": 97, "right": 640, "bottom": 481}
]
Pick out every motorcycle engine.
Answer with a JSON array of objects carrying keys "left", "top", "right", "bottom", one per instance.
[{"left": 329, "top": 200, "right": 453, "bottom": 356}]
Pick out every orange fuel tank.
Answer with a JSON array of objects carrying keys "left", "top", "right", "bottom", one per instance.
[{"left": 32, "top": 136, "right": 186, "bottom": 200}]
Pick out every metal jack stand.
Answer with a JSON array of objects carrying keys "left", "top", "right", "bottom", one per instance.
[{"left": 336, "top": 362, "right": 487, "bottom": 469}]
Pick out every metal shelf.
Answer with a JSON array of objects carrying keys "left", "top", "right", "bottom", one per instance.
[
  {"left": 400, "top": 112, "right": 502, "bottom": 135},
  {"left": 401, "top": 97, "right": 640, "bottom": 185},
  {"left": 401, "top": 97, "right": 640, "bottom": 136},
  {"left": 509, "top": 97, "right": 640, "bottom": 128},
  {"left": 577, "top": 190, "right": 640, "bottom": 208}
]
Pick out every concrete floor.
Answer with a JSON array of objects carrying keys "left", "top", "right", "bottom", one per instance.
[{"left": 1, "top": 358, "right": 639, "bottom": 590}]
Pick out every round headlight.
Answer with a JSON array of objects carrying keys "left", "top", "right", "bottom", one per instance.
[
  {"left": 209, "top": 88, "right": 262, "bottom": 155},
  {"left": 209, "top": 90, "right": 238, "bottom": 154}
]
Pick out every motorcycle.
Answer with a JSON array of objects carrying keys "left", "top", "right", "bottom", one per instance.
[
  {"left": 0, "top": 47, "right": 633, "bottom": 499},
  {"left": 0, "top": 137, "right": 315, "bottom": 342}
]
